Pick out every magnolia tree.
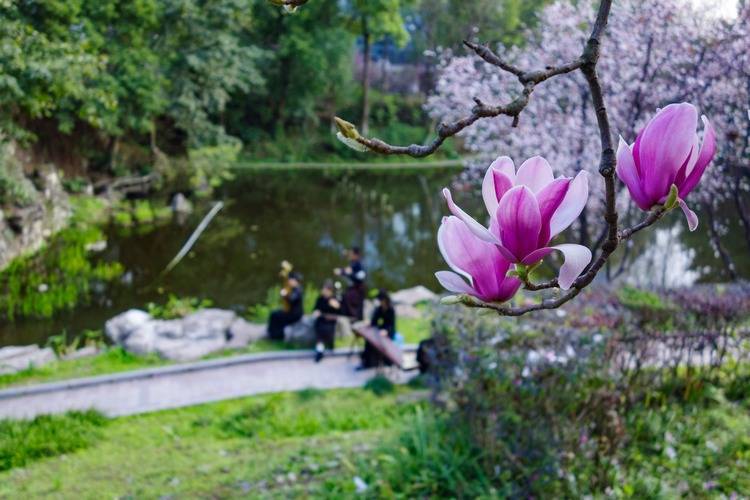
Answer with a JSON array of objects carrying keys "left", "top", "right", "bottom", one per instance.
[
  {"left": 274, "top": 0, "right": 721, "bottom": 317},
  {"left": 425, "top": 0, "right": 745, "bottom": 253}
]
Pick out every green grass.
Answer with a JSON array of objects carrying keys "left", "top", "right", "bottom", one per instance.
[
  {"left": 0, "top": 410, "right": 107, "bottom": 472},
  {"left": 0, "top": 387, "right": 424, "bottom": 499}
]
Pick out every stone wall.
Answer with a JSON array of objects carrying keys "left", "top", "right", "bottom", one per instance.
[{"left": 0, "top": 167, "right": 71, "bottom": 270}]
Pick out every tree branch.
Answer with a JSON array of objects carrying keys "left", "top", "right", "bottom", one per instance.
[{"left": 344, "top": 41, "right": 585, "bottom": 157}]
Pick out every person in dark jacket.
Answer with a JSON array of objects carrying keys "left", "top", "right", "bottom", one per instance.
[
  {"left": 313, "top": 280, "right": 342, "bottom": 362},
  {"left": 267, "top": 272, "right": 304, "bottom": 341},
  {"left": 335, "top": 246, "right": 367, "bottom": 321},
  {"left": 359, "top": 289, "right": 396, "bottom": 369}
]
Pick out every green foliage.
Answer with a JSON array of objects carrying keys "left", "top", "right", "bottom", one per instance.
[
  {"left": 147, "top": 295, "right": 214, "bottom": 320},
  {"left": 0, "top": 410, "right": 107, "bottom": 472},
  {"left": 0, "top": 140, "right": 35, "bottom": 207},
  {"left": 218, "top": 389, "right": 421, "bottom": 439},
  {"left": 617, "top": 285, "right": 670, "bottom": 311},
  {"left": 363, "top": 374, "right": 395, "bottom": 396},
  {"left": 0, "top": 226, "right": 124, "bottom": 320},
  {"left": 187, "top": 142, "right": 239, "bottom": 191},
  {"left": 0, "top": 0, "right": 266, "bottom": 151}
]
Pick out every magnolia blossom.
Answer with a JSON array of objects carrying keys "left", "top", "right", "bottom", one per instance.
[
  {"left": 616, "top": 103, "right": 716, "bottom": 231},
  {"left": 441, "top": 156, "right": 591, "bottom": 290},
  {"left": 436, "top": 216, "right": 522, "bottom": 302}
]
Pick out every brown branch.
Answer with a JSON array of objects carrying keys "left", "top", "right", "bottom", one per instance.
[{"left": 349, "top": 42, "right": 585, "bottom": 157}]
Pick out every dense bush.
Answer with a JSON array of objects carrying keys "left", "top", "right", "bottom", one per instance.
[{"left": 363, "top": 287, "right": 750, "bottom": 497}]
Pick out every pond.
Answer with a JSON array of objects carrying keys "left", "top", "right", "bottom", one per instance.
[{"left": 1, "top": 166, "right": 748, "bottom": 347}]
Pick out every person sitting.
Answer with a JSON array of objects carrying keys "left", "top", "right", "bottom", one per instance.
[
  {"left": 267, "top": 272, "right": 304, "bottom": 341},
  {"left": 335, "top": 246, "right": 367, "bottom": 322},
  {"left": 312, "top": 280, "right": 342, "bottom": 362},
  {"left": 359, "top": 289, "right": 396, "bottom": 369}
]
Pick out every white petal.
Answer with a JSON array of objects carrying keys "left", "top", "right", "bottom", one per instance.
[
  {"left": 551, "top": 243, "right": 592, "bottom": 290},
  {"left": 435, "top": 271, "right": 475, "bottom": 295},
  {"left": 549, "top": 171, "right": 589, "bottom": 237}
]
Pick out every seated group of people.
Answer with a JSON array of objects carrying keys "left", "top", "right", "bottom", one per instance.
[{"left": 266, "top": 247, "right": 396, "bottom": 369}]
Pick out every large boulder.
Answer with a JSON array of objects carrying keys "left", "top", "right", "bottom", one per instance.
[
  {"left": 105, "top": 308, "right": 263, "bottom": 361},
  {"left": 105, "top": 309, "right": 152, "bottom": 344},
  {"left": 122, "top": 322, "right": 158, "bottom": 356},
  {"left": 227, "top": 319, "right": 266, "bottom": 348},
  {"left": 153, "top": 336, "right": 227, "bottom": 362},
  {"left": 182, "top": 309, "right": 236, "bottom": 340}
]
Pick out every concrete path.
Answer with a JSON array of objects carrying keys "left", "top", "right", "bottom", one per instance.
[{"left": 0, "top": 348, "right": 417, "bottom": 420}]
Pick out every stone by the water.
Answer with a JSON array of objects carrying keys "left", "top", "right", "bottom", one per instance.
[{"left": 0, "top": 345, "right": 56, "bottom": 375}]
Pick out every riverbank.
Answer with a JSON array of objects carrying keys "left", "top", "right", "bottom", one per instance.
[{"left": 0, "top": 314, "right": 429, "bottom": 389}]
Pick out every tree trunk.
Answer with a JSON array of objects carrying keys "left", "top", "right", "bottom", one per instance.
[{"left": 361, "top": 21, "right": 372, "bottom": 137}]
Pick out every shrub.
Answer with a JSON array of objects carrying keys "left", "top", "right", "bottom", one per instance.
[
  {"left": 147, "top": 295, "right": 213, "bottom": 320},
  {"left": 0, "top": 410, "right": 107, "bottom": 471}
]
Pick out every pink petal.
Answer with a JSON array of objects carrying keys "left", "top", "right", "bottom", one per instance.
[
  {"left": 638, "top": 103, "right": 698, "bottom": 203},
  {"left": 551, "top": 244, "right": 592, "bottom": 290},
  {"left": 678, "top": 198, "right": 699, "bottom": 231},
  {"left": 549, "top": 171, "right": 589, "bottom": 238},
  {"left": 494, "top": 276, "right": 523, "bottom": 303},
  {"left": 616, "top": 137, "right": 652, "bottom": 210},
  {"left": 443, "top": 188, "right": 499, "bottom": 244},
  {"left": 437, "top": 216, "right": 500, "bottom": 285},
  {"left": 482, "top": 159, "right": 514, "bottom": 216},
  {"left": 678, "top": 116, "right": 716, "bottom": 199},
  {"left": 489, "top": 155, "right": 516, "bottom": 181},
  {"left": 437, "top": 217, "right": 519, "bottom": 302},
  {"left": 496, "top": 185, "right": 542, "bottom": 261},
  {"left": 515, "top": 156, "right": 555, "bottom": 193},
  {"left": 522, "top": 247, "right": 554, "bottom": 265},
  {"left": 435, "top": 270, "right": 476, "bottom": 295},
  {"left": 535, "top": 178, "right": 570, "bottom": 246}
]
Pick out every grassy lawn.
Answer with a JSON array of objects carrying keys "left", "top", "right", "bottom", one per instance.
[
  {"left": 0, "top": 387, "right": 425, "bottom": 499},
  {"left": 0, "top": 316, "right": 430, "bottom": 390}
]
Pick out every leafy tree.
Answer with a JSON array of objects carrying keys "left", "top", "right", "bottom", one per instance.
[
  {"left": 154, "top": 0, "right": 267, "bottom": 149},
  {"left": 340, "top": 0, "right": 412, "bottom": 136}
]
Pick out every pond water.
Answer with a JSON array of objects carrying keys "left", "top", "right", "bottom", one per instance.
[{"left": 1, "top": 167, "right": 748, "bottom": 347}]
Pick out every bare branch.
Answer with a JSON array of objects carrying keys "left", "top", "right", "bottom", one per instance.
[
  {"left": 347, "top": 38, "right": 587, "bottom": 157},
  {"left": 462, "top": 40, "right": 524, "bottom": 77}
]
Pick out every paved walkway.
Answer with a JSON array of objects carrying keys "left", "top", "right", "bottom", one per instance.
[{"left": 0, "top": 349, "right": 416, "bottom": 419}]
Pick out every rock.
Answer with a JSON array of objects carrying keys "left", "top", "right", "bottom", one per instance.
[
  {"left": 62, "top": 345, "right": 100, "bottom": 360},
  {"left": 391, "top": 286, "right": 438, "bottom": 306},
  {"left": 105, "top": 309, "right": 153, "bottom": 344},
  {"left": 122, "top": 322, "right": 158, "bottom": 356},
  {"left": 0, "top": 345, "right": 56, "bottom": 375},
  {"left": 226, "top": 319, "right": 266, "bottom": 348},
  {"left": 171, "top": 193, "right": 193, "bottom": 214},
  {"left": 152, "top": 319, "right": 184, "bottom": 339},
  {"left": 153, "top": 336, "right": 226, "bottom": 362},
  {"left": 0, "top": 345, "right": 39, "bottom": 361},
  {"left": 284, "top": 316, "right": 316, "bottom": 347},
  {"left": 182, "top": 309, "right": 236, "bottom": 340}
]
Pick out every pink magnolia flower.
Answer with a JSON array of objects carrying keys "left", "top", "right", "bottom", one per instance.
[
  {"left": 442, "top": 156, "right": 591, "bottom": 290},
  {"left": 436, "top": 216, "right": 522, "bottom": 302},
  {"left": 616, "top": 102, "right": 716, "bottom": 231}
]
